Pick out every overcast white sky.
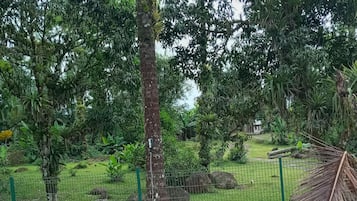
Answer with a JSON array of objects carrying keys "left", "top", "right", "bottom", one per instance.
[{"left": 157, "top": 1, "right": 244, "bottom": 109}]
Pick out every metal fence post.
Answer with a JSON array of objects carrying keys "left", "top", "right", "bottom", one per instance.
[
  {"left": 278, "top": 157, "right": 285, "bottom": 201},
  {"left": 136, "top": 167, "right": 142, "bottom": 201},
  {"left": 9, "top": 176, "right": 16, "bottom": 201}
]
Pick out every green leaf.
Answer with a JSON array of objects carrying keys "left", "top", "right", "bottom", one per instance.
[
  {"left": 0, "top": 146, "right": 7, "bottom": 161},
  {"left": 102, "top": 136, "right": 108, "bottom": 145},
  {"left": 296, "top": 141, "right": 303, "bottom": 151},
  {"left": 0, "top": 60, "right": 12, "bottom": 72},
  {"left": 54, "top": 15, "right": 63, "bottom": 23},
  {"left": 109, "top": 155, "right": 117, "bottom": 165}
]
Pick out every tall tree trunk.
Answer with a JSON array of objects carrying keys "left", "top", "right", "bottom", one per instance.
[
  {"left": 136, "top": 0, "right": 168, "bottom": 200},
  {"left": 40, "top": 133, "right": 59, "bottom": 201}
]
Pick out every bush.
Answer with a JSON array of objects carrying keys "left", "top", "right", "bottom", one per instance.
[
  {"left": 271, "top": 117, "right": 289, "bottom": 145},
  {"left": 213, "top": 142, "right": 228, "bottom": 165},
  {"left": 165, "top": 148, "right": 204, "bottom": 187},
  {"left": 163, "top": 134, "right": 204, "bottom": 186},
  {"left": 228, "top": 146, "right": 247, "bottom": 164},
  {"left": 0, "top": 146, "right": 10, "bottom": 195},
  {"left": 163, "top": 134, "right": 178, "bottom": 159},
  {"left": 228, "top": 133, "right": 248, "bottom": 164},
  {"left": 99, "top": 135, "right": 125, "bottom": 155},
  {"left": 105, "top": 155, "right": 124, "bottom": 182},
  {"left": 164, "top": 134, "right": 202, "bottom": 170},
  {"left": 165, "top": 148, "right": 201, "bottom": 172},
  {"left": 324, "top": 122, "right": 343, "bottom": 146},
  {"left": 121, "top": 143, "right": 145, "bottom": 170}
]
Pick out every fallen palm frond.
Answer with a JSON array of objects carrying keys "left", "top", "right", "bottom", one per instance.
[{"left": 291, "top": 145, "right": 357, "bottom": 201}]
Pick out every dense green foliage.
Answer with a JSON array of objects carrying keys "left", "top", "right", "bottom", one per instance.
[
  {"left": 1, "top": 0, "right": 357, "bottom": 199},
  {"left": 160, "top": 0, "right": 357, "bottom": 166},
  {"left": 238, "top": 0, "right": 357, "bottom": 147},
  {"left": 271, "top": 117, "right": 289, "bottom": 145},
  {"left": 121, "top": 143, "right": 145, "bottom": 170},
  {"left": 228, "top": 133, "right": 248, "bottom": 164},
  {"left": 163, "top": 133, "right": 202, "bottom": 172}
]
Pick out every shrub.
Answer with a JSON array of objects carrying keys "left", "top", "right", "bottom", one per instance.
[
  {"left": 228, "top": 133, "right": 248, "bottom": 164},
  {"left": 160, "top": 109, "right": 177, "bottom": 135},
  {"left": 121, "top": 143, "right": 145, "bottom": 170},
  {"left": 163, "top": 133, "right": 204, "bottom": 186},
  {"left": 165, "top": 148, "right": 201, "bottom": 172},
  {"left": 213, "top": 142, "right": 228, "bottom": 166},
  {"left": 99, "top": 135, "right": 125, "bottom": 155},
  {"left": 271, "top": 117, "right": 289, "bottom": 145},
  {"left": 179, "top": 108, "right": 197, "bottom": 140},
  {"left": 105, "top": 155, "right": 124, "bottom": 182},
  {"left": 165, "top": 148, "right": 204, "bottom": 187},
  {"left": 228, "top": 146, "right": 247, "bottom": 164},
  {"left": 0, "top": 146, "right": 10, "bottom": 195},
  {"left": 163, "top": 134, "right": 178, "bottom": 159}
]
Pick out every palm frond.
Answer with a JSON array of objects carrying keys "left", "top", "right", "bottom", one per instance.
[{"left": 291, "top": 146, "right": 357, "bottom": 201}]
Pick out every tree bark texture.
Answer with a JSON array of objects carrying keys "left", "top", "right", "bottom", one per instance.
[
  {"left": 136, "top": 0, "right": 168, "bottom": 200},
  {"left": 40, "top": 133, "right": 59, "bottom": 201}
]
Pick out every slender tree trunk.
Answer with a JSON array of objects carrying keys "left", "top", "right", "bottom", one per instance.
[
  {"left": 136, "top": 0, "right": 168, "bottom": 200},
  {"left": 40, "top": 133, "right": 59, "bottom": 201}
]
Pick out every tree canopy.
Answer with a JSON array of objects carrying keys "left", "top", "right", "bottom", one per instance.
[{"left": 1, "top": 0, "right": 357, "bottom": 200}]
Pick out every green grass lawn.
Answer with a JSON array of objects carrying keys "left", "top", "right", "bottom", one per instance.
[
  {"left": 2, "top": 162, "right": 141, "bottom": 201},
  {"left": 246, "top": 134, "right": 291, "bottom": 159},
  {"left": 1, "top": 134, "right": 314, "bottom": 201}
]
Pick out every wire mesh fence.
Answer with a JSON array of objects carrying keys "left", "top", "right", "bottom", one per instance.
[
  {"left": 0, "top": 157, "right": 317, "bottom": 201},
  {"left": 1, "top": 170, "right": 138, "bottom": 201},
  {"left": 153, "top": 158, "right": 316, "bottom": 201}
]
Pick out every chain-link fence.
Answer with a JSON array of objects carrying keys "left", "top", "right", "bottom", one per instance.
[{"left": 0, "top": 157, "right": 317, "bottom": 201}]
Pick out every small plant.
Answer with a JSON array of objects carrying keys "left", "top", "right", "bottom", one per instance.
[
  {"left": 105, "top": 155, "right": 124, "bottom": 182},
  {"left": 121, "top": 143, "right": 145, "bottom": 170}
]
